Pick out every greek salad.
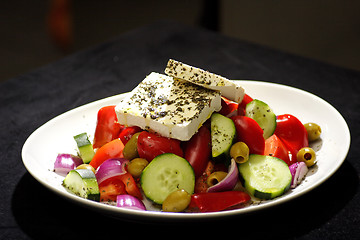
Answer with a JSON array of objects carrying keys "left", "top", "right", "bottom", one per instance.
[{"left": 54, "top": 59, "right": 321, "bottom": 213}]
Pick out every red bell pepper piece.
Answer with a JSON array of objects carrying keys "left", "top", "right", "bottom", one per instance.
[
  {"left": 90, "top": 139, "right": 124, "bottom": 169},
  {"left": 274, "top": 114, "right": 308, "bottom": 159},
  {"left": 93, "top": 106, "right": 122, "bottom": 149},
  {"left": 189, "top": 191, "right": 251, "bottom": 212}
]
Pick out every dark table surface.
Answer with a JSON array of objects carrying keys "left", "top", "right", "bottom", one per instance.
[{"left": 1, "top": 21, "right": 359, "bottom": 239}]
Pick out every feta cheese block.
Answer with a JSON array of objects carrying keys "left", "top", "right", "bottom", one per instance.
[
  {"left": 164, "top": 59, "right": 245, "bottom": 103},
  {"left": 115, "top": 72, "right": 222, "bottom": 141}
]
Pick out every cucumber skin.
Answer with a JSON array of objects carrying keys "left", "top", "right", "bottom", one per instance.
[
  {"left": 238, "top": 154, "right": 292, "bottom": 200},
  {"left": 245, "top": 99, "right": 276, "bottom": 139},
  {"left": 73, "top": 133, "right": 94, "bottom": 163},
  {"left": 140, "top": 153, "right": 195, "bottom": 204},
  {"left": 63, "top": 169, "right": 100, "bottom": 202},
  {"left": 211, "top": 113, "right": 236, "bottom": 163}
]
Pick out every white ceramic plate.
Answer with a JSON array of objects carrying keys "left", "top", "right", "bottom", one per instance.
[{"left": 22, "top": 80, "right": 351, "bottom": 221}]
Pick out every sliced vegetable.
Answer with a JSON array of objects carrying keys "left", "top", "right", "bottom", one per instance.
[
  {"left": 54, "top": 153, "right": 83, "bottom": 175},
  {"left": 211, "top": 113, "right": 236, "bottom": 162},
  {"left": 95, "top": 158, "right": 129, "bottom": 185},
  {"left": 118, "top": 173, "right": 143, "bottom": 199},
  {"left": 189, "top": 191, "right": 251, "bottom": 212},
  {"left": 264, "top": 134, "right": 292, "bottom": 166},
  {"left": 184, "top": 126, "right": 211, "bottom": 177},
  {"left": 207, "top": 159, "right": 239, "bottom": 192},
  {"left": 231, "top": 116, "right": 265, "bottom": 155},
  {"left": 141, "top": 153, "right": 195, "bottom": 204},
  {"left": 62, "top": 169, "right": 100, "bottom": 201},
  {"left": 99, "top": 176, "right": 126, "bottom": 202},
  {"left": 289, "top": 162, "right": 308, "bottom": 188},
  {"left": 137, "top": 131, "right": 183, "bottom": 162},
  {"left": 237, "top": 94, "right": 253, "bottom": 116},
  {"left": 245, "top": 99, "right": 276, "bottom": 139},
  {"left": 74, "top": 133, "right": 95, "bottom": 164},
  {"left": 89, "top": 139, "right": 125, "bottom": 169},
  {"left": 116, "top": 194, "right": 146, "bottom": 211},
  {"left": 275, "top": 114, "right": 309, "bottom": 158},
  {"left": 238, "top": 154, "right": 292, "bottom": 199},
  {"left": 93, "top": 106, "right": 122, "bottom": 149}
]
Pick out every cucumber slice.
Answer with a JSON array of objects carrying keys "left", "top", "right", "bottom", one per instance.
[
  {"left": 74, "top": 133, "right": 95, "bottom": 164},
  {"left": 238, "top": 154, "right": 292, "bottom": 199},
  {"left": 62, "top": 169, "right": 100, "bottom": 201},
  {"left": 140, "top": 153, "right": 195, "bottom": 204},
  {"left": 245, "top": 99, "right": 276, "bottom": 139},
  {"left": 211, "top": 113, "right": 236, "bottom": 162}
]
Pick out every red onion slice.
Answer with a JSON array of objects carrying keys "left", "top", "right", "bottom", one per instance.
[
  {"left": 207, "top": 159, "right": 239, "bottom": 192},
  {"left": 116, "top": 194, "right": 146, "bottom": 211},
  {"left": 289, "top": 162, "right": 308, "bottom": 188},
  {"left": 95, "top": 158, "right": 129, "bottom": 185},
  {"left": 54, "top": 154, "right": 83, "bottom": 175}
]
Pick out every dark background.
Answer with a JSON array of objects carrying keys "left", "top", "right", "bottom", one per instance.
[{"left": 1, "top": 0, "right": 360, "bottom": 82}]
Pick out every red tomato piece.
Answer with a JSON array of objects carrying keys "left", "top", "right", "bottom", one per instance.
[
  {"left": 137, "top": 131, "right": 183, "bottom": 161},
  {"left": 93, "top": 106, "right": 122, "bottom": 149},
  {"left": 90, "top": 139, "right": 125, "bottom": 169},
  {"left": 189, "top": 191, "right": 251, "bottom": 212},
  {"left": 118, "top": 173, "right": 142, "bottom": 199},
  {"left": 274, "top": 114, "right": 309, "bottom": 158},
  {"left": 264, "top": 134, "right": 294, "bottom": 165},
  {"left": 119, "top": 126, "right": 142, "bottom": 145},
  {"left": 99, "top": 176, "right": 126, "bottom": 202},
  {"left": 237, "top": 94, "right": 253, "bottom": 116},
  {"left": 184, "top": 126, "right": 211, "bottom": 177},
  {"left": 231, "top": 116, "right": 265, "bottom": 155}
]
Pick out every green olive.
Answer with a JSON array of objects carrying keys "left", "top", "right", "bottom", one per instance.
[
  {"left": 304, "top": 122, "right": 321, "bottom": 142},
  {"left": 206, "top": 171, "right": 228, "bottom": 187},
  {"left": 230, "top": 142, "right": 249, "bottom": 164},
  {"left": 76, "top": 164, "right": 96, "bottom": 174},
  {"left": 123, "top": 132, "right": 141, "bottom": 160},
  {"left": 162, "top": 189, "right": 191, "bottom": 212},
  {"left": 297, "top": 147, "right": 316, "bottom": 167},
  {"left": 127, "top": 158, "right": 148, "bottom": 178}
]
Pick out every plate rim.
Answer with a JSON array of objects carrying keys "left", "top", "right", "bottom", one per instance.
[{"left": 21, "top": 80, "right": 351, "bottom": 221}]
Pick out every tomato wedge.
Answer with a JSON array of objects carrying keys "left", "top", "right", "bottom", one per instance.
[
  {"left": 231, "top": 116, "right": 265, "bottom": 155},
  {"left": 184, "top": 126, "right": 211, "bottom": 177},
  {"left": 99, "top": 176, "right": 126, "bottom": 202},
  {"left": 90, "top": 139, "right": 125, "bottom": 169},
  {"left": 264, "top": 134, "right": 293, "bottom": 165},
  {"left": 137, "top": 131, "right": 183, "bottom": 161},
  {"left": 118, "top": 173, "right": 142, "bottom": 199}
]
